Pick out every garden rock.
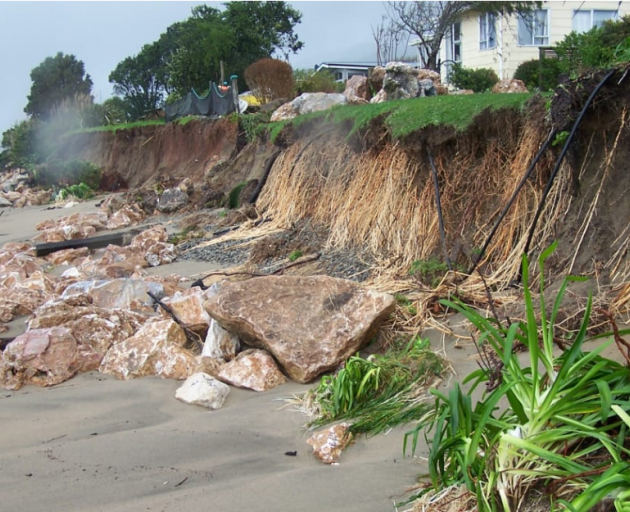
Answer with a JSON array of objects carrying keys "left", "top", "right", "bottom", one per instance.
[
  {"left": 157, "top": 188, "right": 189, "bottom": 213},
  {"left": 368, "top": 66, "right": 386, "bottom": 92},
  {"left": 369, "top": 89, "right": 387, "bottom": 104},
  {"left": 202, "top": 318, "right": 240, "bottom": 361},
  {"left": 306, "top": 423, "right": 353, "bottom": 464},
  {"left": 99, "top": 319, "right": 196, "bottom": 380},
  {"left": 270, "top": 93, "right": 348, "bottom": 122},
  {"left": 344, "top": 76, "right": 371, "bottom": 104},
  {"left": 175, "top": 372, "right": 230, "bottom": 410},
  {"left": 217, "top": 349, "right": 287, "bottom": 391},
  {"left": 0, "top": 327, "right": 80, "bottom": 390},
  {"left": 492, "top": 79, "right": 528, "bottom": 93},
  {"left": 204, "top": 275, "right": 395, "bottom": 383},
  {"left": 383, "top": 61, "right": 420, "bottom": 100}
]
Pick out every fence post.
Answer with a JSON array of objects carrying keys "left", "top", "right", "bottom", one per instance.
[{"left": 230, "top": 75, "right": 240, "bottom": 114}]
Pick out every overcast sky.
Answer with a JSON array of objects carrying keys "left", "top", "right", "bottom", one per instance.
[{"left": 0, "top": 1, "right": 392, "bottom": 135}]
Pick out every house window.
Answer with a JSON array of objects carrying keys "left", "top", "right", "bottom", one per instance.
[
  {"left": 573, "top": 9, "right": 618, "bottom": 33},
  {"left": 479, "top": 13, "right": 496, "bottom": 50},
  {"left": 518, "top": 9, "right": 549, "bottom": 46},
  {"left": 446, "top": 22, "right": 462, "bottom": 63}
]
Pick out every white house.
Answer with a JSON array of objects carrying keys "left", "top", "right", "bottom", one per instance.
[
  {"left": 314, "top": 62, "right": 379, "bottom": 82},
  {"left": 412, "top": 1, "right": 629, "bottom": 81}
]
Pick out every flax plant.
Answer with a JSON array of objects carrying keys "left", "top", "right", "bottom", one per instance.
[{"left": 405, "top": 243, "right": 630, "bottom": 511}]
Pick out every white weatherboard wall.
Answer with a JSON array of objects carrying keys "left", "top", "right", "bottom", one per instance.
[{"left": 440, "top": 1, "right": 629, "bottom": 81}]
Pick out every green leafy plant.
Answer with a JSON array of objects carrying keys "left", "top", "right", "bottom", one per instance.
[
  {"left": 306, "top": 337, "right": 443, "bottom": 435},
  {"left": 394, "top": 293, "right": 418, "bottom": 316},
  {"left": 228, "top": 181, "right": 247, "bottom": 209},
  {"left": 552, "top": 130, "right": 570, "bottom": 147},
  {"left": 57, "top": 182, "right": 94, "bottom": 200},
  {"left": 449, "top": 63, "right": 499, "bottom": 93},
  {"left": 288, "top": 249, "right": 303, "bottom": 262},
  {"left": 513, "top": 58, "right": 563, "bottom": 92},
  {"left": 405, "top": 243, "right": 630, "bottom": 510},
  {"left": 409, "top": 257, "right": 460, "bottom": 287}
]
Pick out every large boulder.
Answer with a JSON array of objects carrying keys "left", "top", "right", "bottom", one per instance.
[
  {"left": 202, "top": 318, "right": 240, "bottom": 361},
  {"left": 99, "top": 319, "right": 196, "bottom": 380},
  {"left": 344, "top": 76, "right": 371, "bottom": 104},
  {"left": 204, "top": 275, "right": 395, "bottom": 383},
  {"left": 217, "top": 349, "right": 287, "bottom": 392},
  {"left": 61, "top": 278, "right": 164, "bottom": 313},
  {"left": 270, "top": 93, "right": 348, "bottom": 122},
  {"left": 106, "top": 204, "right": 144, "bottom": 230},
  {"left": 0, "top": 327, "right": 81, "bottom": 390},
  {"left": 156, "top": 188, "right": 189, "bottom": 213},
  {"left": 383, "top": 61, "right": 420, "bottom": 100}
]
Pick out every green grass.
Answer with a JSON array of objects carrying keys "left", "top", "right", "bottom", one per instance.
[
  {"left": 288, "top": 250, "right": 303, "bottom": 262},
  {"left": 65, "top": 119, "right": 166, "bottom": 136},
  {"left": 268, "top": 93, "right": 535, "bottom": 142}
]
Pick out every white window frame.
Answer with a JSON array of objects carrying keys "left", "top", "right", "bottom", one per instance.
[
  {"left": 572, "top": 9, "right": 618, "bottom": 32},
  {"left": 518, "top": 9, "right": 550, "bottom": 46},
  {"left": 479, "top": 12, "right": 497, "bottom": 50}
]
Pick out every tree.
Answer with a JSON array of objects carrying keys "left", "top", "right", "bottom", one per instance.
[
  {"left": 383, "top": 2, "right": 540, "bottom": 70},
  {"left": 109, "top": 40, "right": 173, "bottom": 120},
  {"left": 25, "top": 52, "right": 93, "bottom": 119},
  {"left": 372, "top": 16, "right": 411, "bottom": 66}
]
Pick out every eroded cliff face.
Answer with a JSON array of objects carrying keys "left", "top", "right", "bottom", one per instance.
[{"left": 55, "top": 118, "right": 240, "bottom": 189}]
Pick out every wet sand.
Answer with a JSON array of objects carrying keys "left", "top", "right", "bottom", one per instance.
[{"left": 0, "top": 199, "right": 461, "bottom": 512}]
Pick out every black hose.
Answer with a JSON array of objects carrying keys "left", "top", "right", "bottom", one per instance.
[
  {"left": 519, "top": 68, "right": 616, "bottom": 281},
  {"left": 467, "top": 128, "right": 557, "bottom": 276},
  {"left": 247, "top": 148, "right": 281, "bottom": 204},
  {"left": 428, "top": 148, "right": 451, "bottom": 270}
]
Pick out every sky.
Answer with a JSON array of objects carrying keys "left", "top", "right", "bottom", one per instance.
[{"left": 0, "top": 1, "right": 392, "bottom": 135}]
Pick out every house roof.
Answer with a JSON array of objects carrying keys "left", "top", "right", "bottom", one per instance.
[{"left": 315, "top": 62, "right": 379, "bottom": 72}]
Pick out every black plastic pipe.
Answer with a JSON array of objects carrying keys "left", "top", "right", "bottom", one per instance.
[
  {"left": 428, "top": 148, "right": 451, "bottom": 270},
  {"left": 520, "top": 68, "right": 616, "bottom": 280},
  {"left": 467, "top": 128, "right": 557, "bottom": 276}
]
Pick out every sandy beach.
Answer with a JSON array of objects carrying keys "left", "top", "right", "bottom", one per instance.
[{"left": 0, "top": 199, "right": 448, "bottom": 512}]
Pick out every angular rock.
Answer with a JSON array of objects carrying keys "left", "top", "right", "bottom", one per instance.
[
  {"left": 492, "top": 78, "right": 528, "bottom": 93},
  {"left": 369, "top": 88, "right": 387, "bottom": 104},
  {"left": 175, "top": 372, "right": 230, "bottom": 409},
  {"left": 106, "top": 204, "right": 144, "bottom": 230},
  {"left": 202, "top": 318, "right": 240, "bottom": 361},
  {"left": 204, "top": 275, "right": 395, "bottom": 383},
  {"left": 0, "top": 327, "right": 80, "bottom": 390},
  {"left": 307, "top": 423, "right": 353, "bottom": 464},
  {"left": 161, "top": 288, "right": 211, "bottom": 336},
  {"left": 417, "top": 69, "right": 441, "bottom": 83},
  {"left": 130, "top": 224, "right": 168, "bottom": 250},
  {"left": 270, "top": 93, "right": 348, "bottom": 122},
  {"left": 157, "top": 188, "right": 189, "bottom": 213},
  {"left": 383, "top": 61, "right": 420, "bottom": 100},
  {"left": 34, "top": 224, "right": 97, "bottom": 243},
  {"left": 0, "top": 195, "right": 12, "bottom": 207},
  {"left": 29, "top": 298, "right": 148, "bottom": 371},
  {"left": 0, "top": 242, "right": 35, "bottom": 264},
  {"left": 344, "top": 76, "right": 371, "bottom": 104},
  {"left": 62, "top": 278, "right": 164, "bottom": 313},
  {"left": 418, "top": 78, "right": 437, "bottom": 97},
  {"left": 46, "top": 247, "right": 90, "bottom": 266},
  {"left": 368, "top": 66, "right": 386, "bottom": 92},
  {"left": 99, "top": 319, "right": 196, "bottom": 380},
  {"left": 144, "top": 241, "right": 176, "bottom": 267},
  {"left": 217, "top": 349, "right": 286, "bottom": 392}
]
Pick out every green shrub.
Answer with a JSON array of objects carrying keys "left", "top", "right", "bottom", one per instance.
[
  {"left": 448, "top": 64, "right": 499, "bottom": 93},
  {"left": 57, "top": 182, "right": 94, "bottom": 200},
  {"left": 293, "top": 69, "right": 344, "bottom": 95},
  {"left": 288, "top": 250, "right": 302, "bottom": 262},
  {"left": 34, "top": 159, "right": 101, "bottom": 189},
  {"left": 227, "top": 181, "right": 247, "bottom": 209},
  {"left": 513, "top": 58, "right": 563, "bottom": 92},
  {"left": 555, "top": 15, "right": 630, "bottom": 75}
]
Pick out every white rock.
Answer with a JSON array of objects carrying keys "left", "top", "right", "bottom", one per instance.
[
  {"left": 202, "top": 318, "right": 240, "bottom": 361},
  {"left": 175, "top": 372, "right": 230, "bottom": 410}
]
